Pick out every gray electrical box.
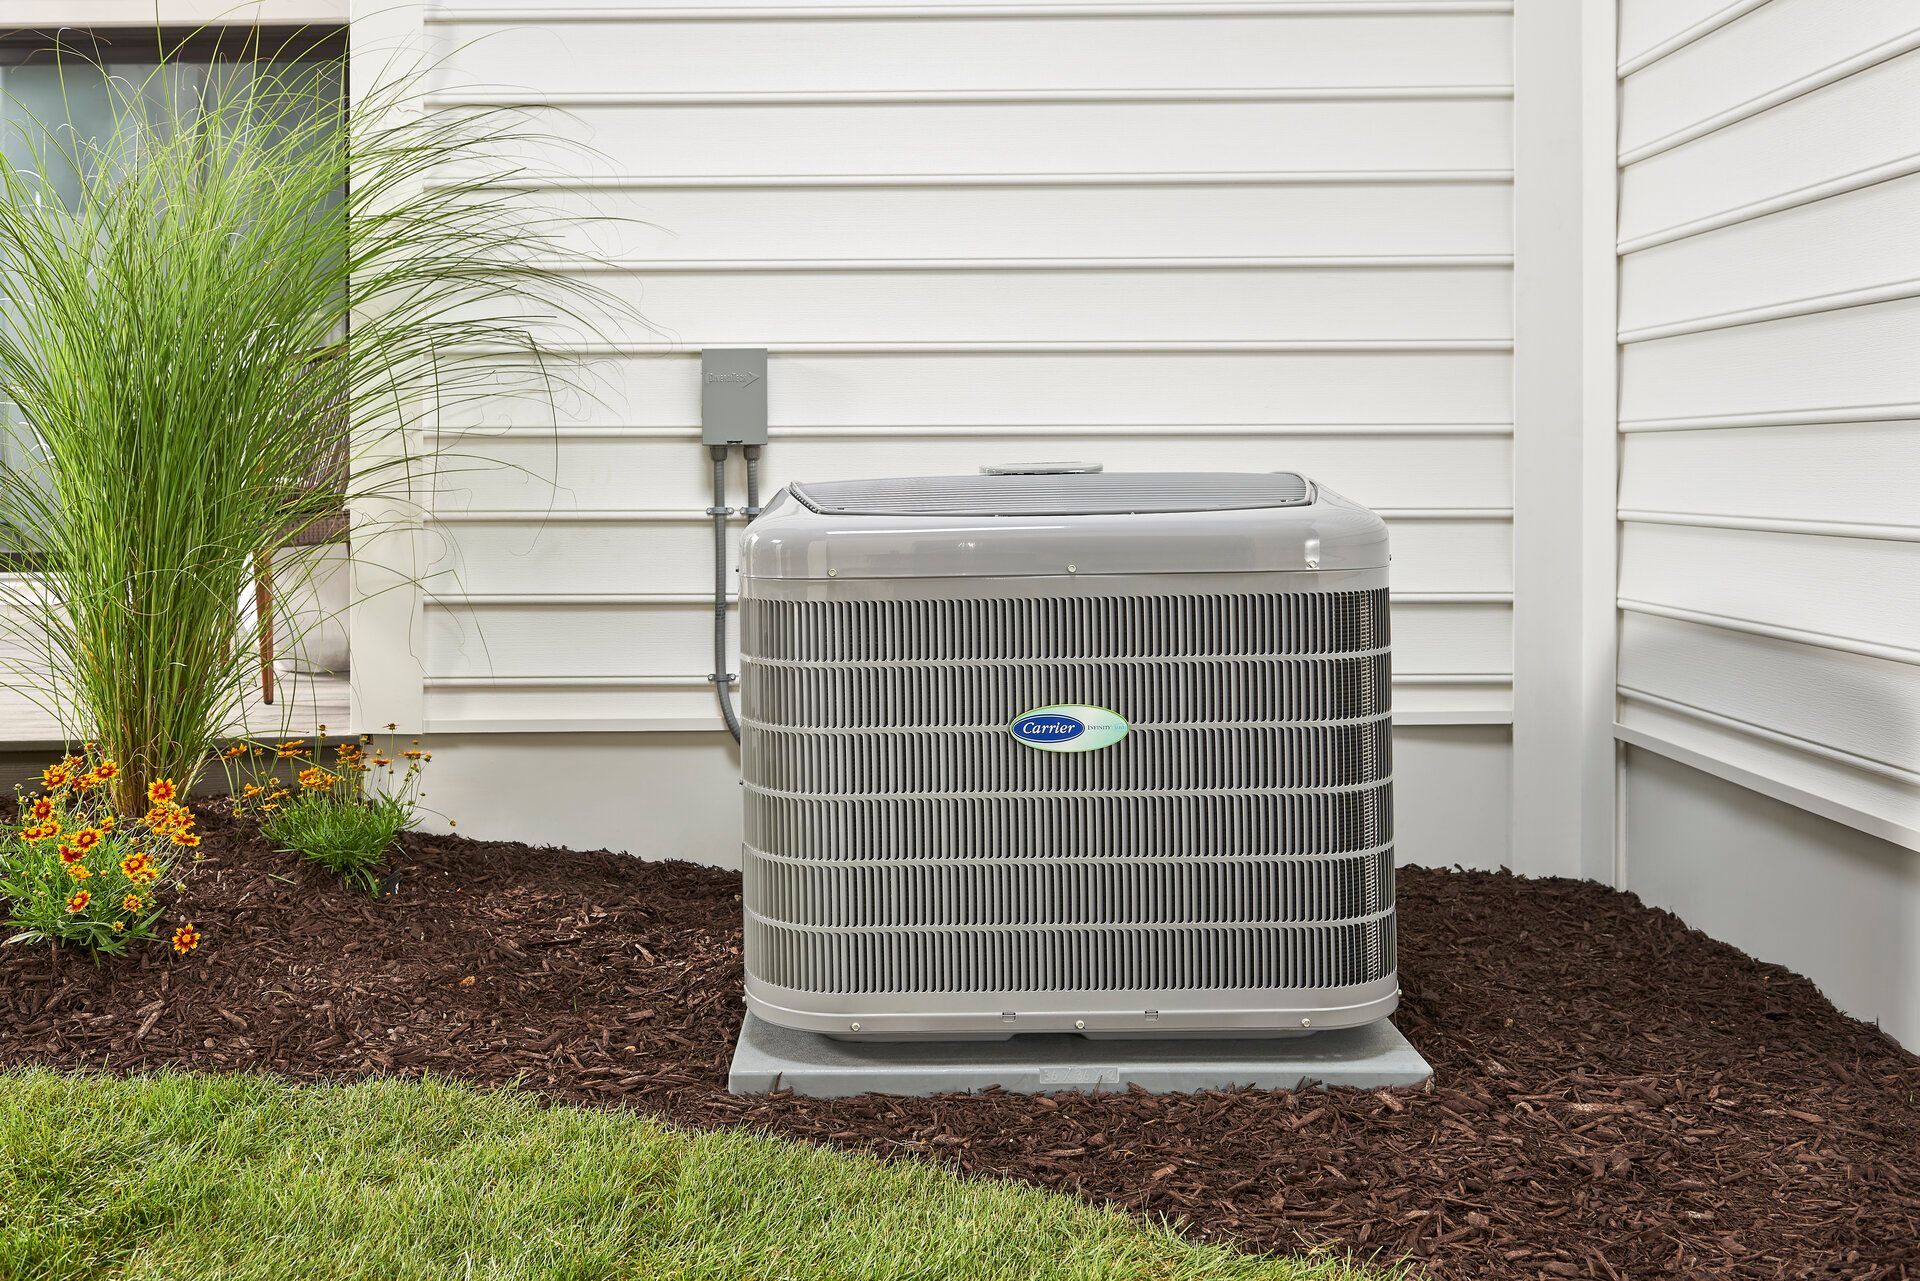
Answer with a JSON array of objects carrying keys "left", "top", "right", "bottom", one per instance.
[{"left": 701, "top": 348, "right": 768, "bottom": 447}]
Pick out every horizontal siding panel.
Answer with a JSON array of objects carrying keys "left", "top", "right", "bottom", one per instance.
[
  {"left": 425, "top": 603, "right": 739, "bottom": 677},
  {"left": 1618, "top": 611, "right": 1920, "bottom": 775},
  {"left": 435, "top": 12, "right": 1513, "bottom": 93},
  {"left": 451, "top": 350, "right": 1515, "bottom": 428},
  {"left": 424, "top": 597, "right": 1511, "bottom": 679},
  {"left": 1619, "top": 0, "right": 1919, "bottom": 157},
  {"left": 1618, "top": 0, "right": 1745, "bottom": 71},
  {"left": 1618, "top": 419, "right": 1920, "bottom": 527},
  {"left": 502, "top": 181, "right": 1515, "bottom": 261},
  {"left": 436, "top": 431, "right": 1514, "bottom": 512},
  {"left": 425, "top": 513, "right": 1511, "bottom": 595},
  {"left": 531, "top": 263, "right": 1513, "bottom": 344},
  {"left": 468, "top": 98, "right": 1513, "bottom": 175},
  {"left": 1619, "top": 46, "right": 1920, "bottom": 244},
  {"left": 1617, "top": 699, "right": 1920, "bottom": 840},
  {"left": 1618, "top": 171, "right": 1920, "bottom": 335},
  {"left": 1619, "top": 523, "right": 1920, "bottom": 654},
  {"left": 424, "top": 683, "right": 723, "bottom": 726},
  {"left": 426, "top": 520, "right": 733, "bottom": 596},
  {"left": 1618, "top": 296, "right": 1920, "bottom": 424}
]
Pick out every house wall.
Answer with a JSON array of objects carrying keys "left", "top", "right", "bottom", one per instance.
[
  {"left": 10, "top": 2, "right": 346, "bottom": 23},
  {"left": 385, "top": 0, "right": 1536, "bottom": 870},
  {"left": 1612, "top": 0, "right": 1920, "bottom": 1046}
]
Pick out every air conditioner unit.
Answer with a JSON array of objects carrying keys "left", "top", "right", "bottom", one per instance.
[{"left": 738, "top": 468, "right": 1395, "bottom": 1041}]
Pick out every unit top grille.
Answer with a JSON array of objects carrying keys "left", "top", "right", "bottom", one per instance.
[{"left": 790, "top": 471, "right": 1312, "bottom": 518}]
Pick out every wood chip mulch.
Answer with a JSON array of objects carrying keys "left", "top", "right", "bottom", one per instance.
[{"left": 2, "top": 808, "right": 1916, "bottom": 1280}]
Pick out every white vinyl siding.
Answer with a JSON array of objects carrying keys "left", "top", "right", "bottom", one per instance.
[
  {"left": 1615, "top": 0, "right": 1920, "bottom": 845},
  {"left": 415, "top": 0, "right": 1520, "bottom": 735}
]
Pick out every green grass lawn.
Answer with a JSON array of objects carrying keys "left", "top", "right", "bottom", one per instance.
[{"left": 0, "top": 1069, "right": 1403, "bottom": 1281}]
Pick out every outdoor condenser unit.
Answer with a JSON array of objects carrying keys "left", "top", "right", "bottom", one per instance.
[{"left": 737, "top": 467, "right": 1396, "bottom": 1041}]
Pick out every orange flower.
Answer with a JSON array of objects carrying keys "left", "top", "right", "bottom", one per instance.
[
  {"left": 21, "top": 821, "right": 59, "bottom": 842},
  {"left": 121, "top": 893, "right": 144, "bottom": 913},
  {"left": 73, "top": 827, "right": 102, "bottom": 852},
  {"left": 40, "top": 763, "right": 70, "bottom": 790},
  {"left": 57, "top": 843, "right": 84, "bottom": 865},
  {"left": 120, "top": 851, "right": 158, "bottom": 884},
  {"left": 65, "top": 890, "right": 89, "bottom": 913},
  {"left": 222, "top": 744, "right": 249, "bottom": 759},
  {"left": 171, "top": 831, "right": 201, "bottom": 848},
  {"left": 171, "top": 923, "right": 200, "bottom": 954},
  {"left": 402, "top": 749, "right": 425, "bottom": 761},
  {"left": 369, "top": 756, "right": 393, "bottom": 768},
  {"left": 297, "top": 766, "right": 338, "bottom": 791},
  {"left": 143, "top": 803, "right": 191, "bottom": 835},
  {"left": 27, "top": 797, "right": 54, "bottom": 821},
  {"left": 73, "top": 771, "right": 101, "bottom": 790},
  {"left": 98, "top": 813, "right": 115, "bottom": 833},
  {"left": 240, "top": 783, "right": 262, "bottom": 798},
  {"left": 66, "top": 863, "right": 91, "bottom": 880},
  {"left": 276, "top": 741, "right": 305, "bottom": 760},
  {"left": 147, "top": 779, "right": 177, "bottom": 805},
  {"left": 93, "top": 760, "right": 118, "bottom": 780},
  {"left": 110, "top": 920, "right": 124, "bottom": 933}
]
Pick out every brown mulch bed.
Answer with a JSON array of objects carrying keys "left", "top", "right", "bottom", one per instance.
[{"left": 2, "top": 810, "right": 1916, "bottom": 1280}]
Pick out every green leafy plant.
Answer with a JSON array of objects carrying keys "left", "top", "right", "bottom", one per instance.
[
  {"left": 0, "top": 746, "right": 198, "bottom": 956},
  {"left": 229, "top": 731, "right": 428, "bottom": 895},
  {"left": 0, "top": 33, "right": 615, "bottom": 814}
]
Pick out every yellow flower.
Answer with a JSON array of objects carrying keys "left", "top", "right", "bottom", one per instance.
[
  {"left": 122, "top": 893, "right": 144, "bottom": 913},
  {"left": 27, "top": 797, "right": 54, "bottom": 821},
  {"left": 73, "top": 827, "right": 102, "bottom": 852},
  {"left": 94, "top": 760, "right": 118, "bottom": 780},
  {"left": 65, "top": 889, "right": 90, "bottom": 913},
  {"left": 146, "top": 779, "right": 177, "bottom": 805},
  {"left": 57, "top": 843, "right": 84, "bottom": 865},
  {"left": 120, "top": 852, "right": 158, "bottom": 884},
  {"left": 222, "top": 744, "right": 249, "bottom": 759},
  {"left": 171, "top": 923, "right": 200, "bottom": 954},
  {"left": 21, "top": 821, "right": 59, "bottom": 843},
  {"left": 297, "top": 766, "right": 338, "bottom": 791},
  {"left": 67, "top": 863, "right": 91, "bottom": 880},
  {"left": 40, "top": 763, "right": 69, "bottom": 790},
  {"left": 110, "top": 920, "right": 124, "bottom": 933},
  {"left": 171, "top": 831, "right": 201, "bottom": 848},
  {"left": 241, "top": 783, "right": 262, "bottom": 798}
]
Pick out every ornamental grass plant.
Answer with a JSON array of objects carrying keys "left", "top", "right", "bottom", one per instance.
[{"left": 0, "top": 32, "right": 615, "bottom": 815}]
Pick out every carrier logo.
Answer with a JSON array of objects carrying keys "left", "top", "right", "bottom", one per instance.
[{"left": 1009, "top": 705, "right": 1130, "bottom": 753}]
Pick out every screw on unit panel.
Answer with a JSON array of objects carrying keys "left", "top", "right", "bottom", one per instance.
[
  {"left": 849, "top": 1022, "right": 861, "bottom": 1032},
  {"left": 1300, "top": 1018, "right": 1312, "bottom": 1028},
  {"left": 1075, "top": 1020, "right": 1086, "bottom": 1030},
  {"left": 1066, "top": 564, "right": 1078, "bottom": 574}
]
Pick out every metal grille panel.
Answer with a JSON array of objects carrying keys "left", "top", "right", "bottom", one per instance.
[
  {"left": 746, "top": 917, "right": 1395, "bottom": 995},
  {"left": 747, "top": 786, "right": 1393, "bottom": 862},
  {"left": 746, "top": 847, "right": 1395, "bottom": 928},
  {"left": 745, "top": 653, "right": 1389, "bottom": 728},
  {"left": 744, "top": 588, "right": 1388, "bottom": 663},
  {"left": 740, "top": 586, "right": 1396, "bottom": 1005}
]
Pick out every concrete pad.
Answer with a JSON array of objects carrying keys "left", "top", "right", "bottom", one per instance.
[{"left": 727, "top": 1013, "right": 1431, "bottom": 1098}]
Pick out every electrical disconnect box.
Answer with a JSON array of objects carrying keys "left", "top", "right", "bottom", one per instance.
[{"left": 701, "top": 348, "right": 768, "bottom": 447}]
